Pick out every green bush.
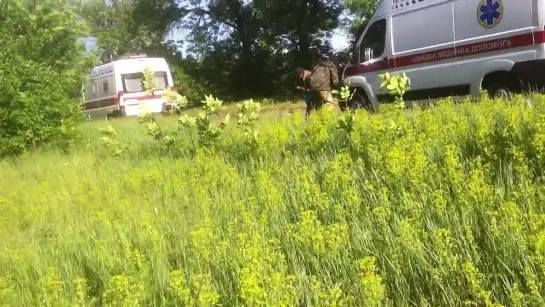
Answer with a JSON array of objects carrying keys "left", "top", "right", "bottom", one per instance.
[
  {"left": 171, "top": 65, "right": 210, "bottom": 107},
  {"left": 0, "top": 1, "right": 98, "bottom": 157}
]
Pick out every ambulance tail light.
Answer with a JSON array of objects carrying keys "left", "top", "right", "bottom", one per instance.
[{"left": 116, "top": 91, "right": 126, "bottom": 115}]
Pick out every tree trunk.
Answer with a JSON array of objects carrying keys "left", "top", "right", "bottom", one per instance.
[
  {"left": 234, "top": 12, "right": 254, "bottom": 98},
  {"left": 296, "top": 0, "right": 312, "bottom": 69}
]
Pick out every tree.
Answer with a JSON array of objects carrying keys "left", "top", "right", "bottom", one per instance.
[
  {"left": 342, "top": 0, "right": 380, "bottom": 45},
  {"left": 179, "top": 0, "right": 271, "bottom": 99},
  {"left": 180, "top": 0, "right": 344, "bottom": 99},
  {"left": 254, "top": 0, "right": 344, "bottom": 68},
  {"left": 0, "top": 0, "right": 98, "bottom": 156},
  {"left": 75, "top": 0, "right": 184, "bottom": 59}
]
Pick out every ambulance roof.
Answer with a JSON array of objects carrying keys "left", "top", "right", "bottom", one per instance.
[
  {"left": 372, "top": 0, "right": 450, "bottom": 19},
  {"left": 89, "top": 57, "right": 167, "bottom": 78}
]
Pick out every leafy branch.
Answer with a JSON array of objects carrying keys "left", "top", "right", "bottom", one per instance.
[
  {"left": 100, "top": 125, "right": 125, "bottom": 156},
  {"left": 179, "top": 95, "right": 230, "bottom": 149},
  {"left": 140, "top": 67, "right": 156, "bottom": 95},
  {"left": 236, "top": 99, "right": 261, "bottom": 140},
  {"left": 333, "top": 83, "right": 358, "bottom": 133},
  {"left": 379, "top": 72, "right": 410, "bottom": 109}
]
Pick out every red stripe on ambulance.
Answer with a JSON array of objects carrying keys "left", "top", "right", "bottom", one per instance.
[
  {"left": 344, "top": 30, "right": 545, "bottom": 77},
  {"left": 83, "top": 94, "right": 164, "bottom": 111},
  {"left": 129, "top": 94, "right": 163, "bottom": 101}
]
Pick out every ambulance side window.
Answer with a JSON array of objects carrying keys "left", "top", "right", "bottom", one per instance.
[{"left": 359, "top": 19, "right": 387, "bottom": 61}]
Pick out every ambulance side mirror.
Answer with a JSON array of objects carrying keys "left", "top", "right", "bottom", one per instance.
[
  {"left": 363, "top": 48, "right": 373, "bottom": 62},
  {"left": 349, "top": 51, "right": 359, "bottom": 65}
]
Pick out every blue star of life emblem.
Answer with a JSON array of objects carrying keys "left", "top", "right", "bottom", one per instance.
[{"left": 478, "top": 0, "right": 503, "bottom": 29}]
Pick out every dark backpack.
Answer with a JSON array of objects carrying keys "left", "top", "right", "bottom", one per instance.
[{"left": 309, "top": 60, "right": 340, "bottom": 91}]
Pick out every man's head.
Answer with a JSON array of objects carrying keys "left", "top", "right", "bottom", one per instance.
[
  {"left": 295, "top": 67, "right": 305, "bottom": 78},
  {"left": 316, "top": 53, "right": 330, "bottom": 62}
]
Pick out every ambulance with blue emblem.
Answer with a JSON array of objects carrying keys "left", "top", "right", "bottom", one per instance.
[{"left": 342, "top": 0, "right": 545, "bottom": 111}]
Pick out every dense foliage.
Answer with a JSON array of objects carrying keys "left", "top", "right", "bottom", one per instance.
[
  {"left": 0, "top": 1, "right": 98, "bottom": 157},
  {"left": 2, "top": 95, "right": 545, "bottom": 305}
]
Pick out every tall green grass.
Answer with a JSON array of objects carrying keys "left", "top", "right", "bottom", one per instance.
[{"left": 2, "top": 95, "right": 545, "bottom": 306}]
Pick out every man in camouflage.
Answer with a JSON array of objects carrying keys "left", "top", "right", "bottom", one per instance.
[{"left": 308, "top": 55, "right": 340, "bottom": 113}]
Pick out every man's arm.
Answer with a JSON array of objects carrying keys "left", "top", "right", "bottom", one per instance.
[{"left": 295, "top": 77, "right": 303, "bottom": 91}]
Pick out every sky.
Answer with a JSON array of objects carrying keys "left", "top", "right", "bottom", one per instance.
[{"left": 330, "top": 28, "right": 351, "bottom": 51}]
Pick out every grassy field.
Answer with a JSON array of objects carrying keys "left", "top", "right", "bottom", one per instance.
[{"left": 3, "top": 94, "right": 545, "bottom": 306}]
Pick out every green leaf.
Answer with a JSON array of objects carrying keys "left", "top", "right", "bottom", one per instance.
[
  {"left": 386, "top": 83, "right": 397, "bottom": 91},
  {"left": 389, "top": 77, "right": 398, "bottom": 87}
]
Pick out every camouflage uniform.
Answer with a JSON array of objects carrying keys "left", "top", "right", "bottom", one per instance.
[{"left": 309, "top": 58, "right": 340, "bottom": 112}]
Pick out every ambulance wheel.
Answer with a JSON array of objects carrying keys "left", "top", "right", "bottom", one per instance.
[
  {"left": 348, "top": 89, "right": 376, "bottom": 113},
  {"left": 488, "top": 85, "right": 514, "bottom": 100},
  {"left": 107, "top": 110, "right": 123, "bottom": 120},
  {"left": 482, "top": 72, "right": 519, "bottom": 101}
]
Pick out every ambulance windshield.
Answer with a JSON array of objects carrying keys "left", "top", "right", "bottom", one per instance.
[{"left": 121, "top": 71, "right": 169, "bottom": 94}]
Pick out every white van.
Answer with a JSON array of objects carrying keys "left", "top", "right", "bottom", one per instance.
[
  {"left": 82, "top": 55, "right": 175, "bottom": 118},
  {"left": 342, "top": 0, "right": 545, "bottom": 110}
]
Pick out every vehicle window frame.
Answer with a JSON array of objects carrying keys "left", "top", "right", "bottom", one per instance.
[
  {"left": 356, "top": 18, "right": 387, "bottom": 62},
  {"left": 121, "top": 71, "right": 169, "bottom": 94}
]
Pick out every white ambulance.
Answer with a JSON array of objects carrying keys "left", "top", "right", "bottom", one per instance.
[
  {"left": 342, "top": 0, "right": 545, "bottom": 111},
  {"left": 82, "top": 54, "right": 175, "bottom": 119}
]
